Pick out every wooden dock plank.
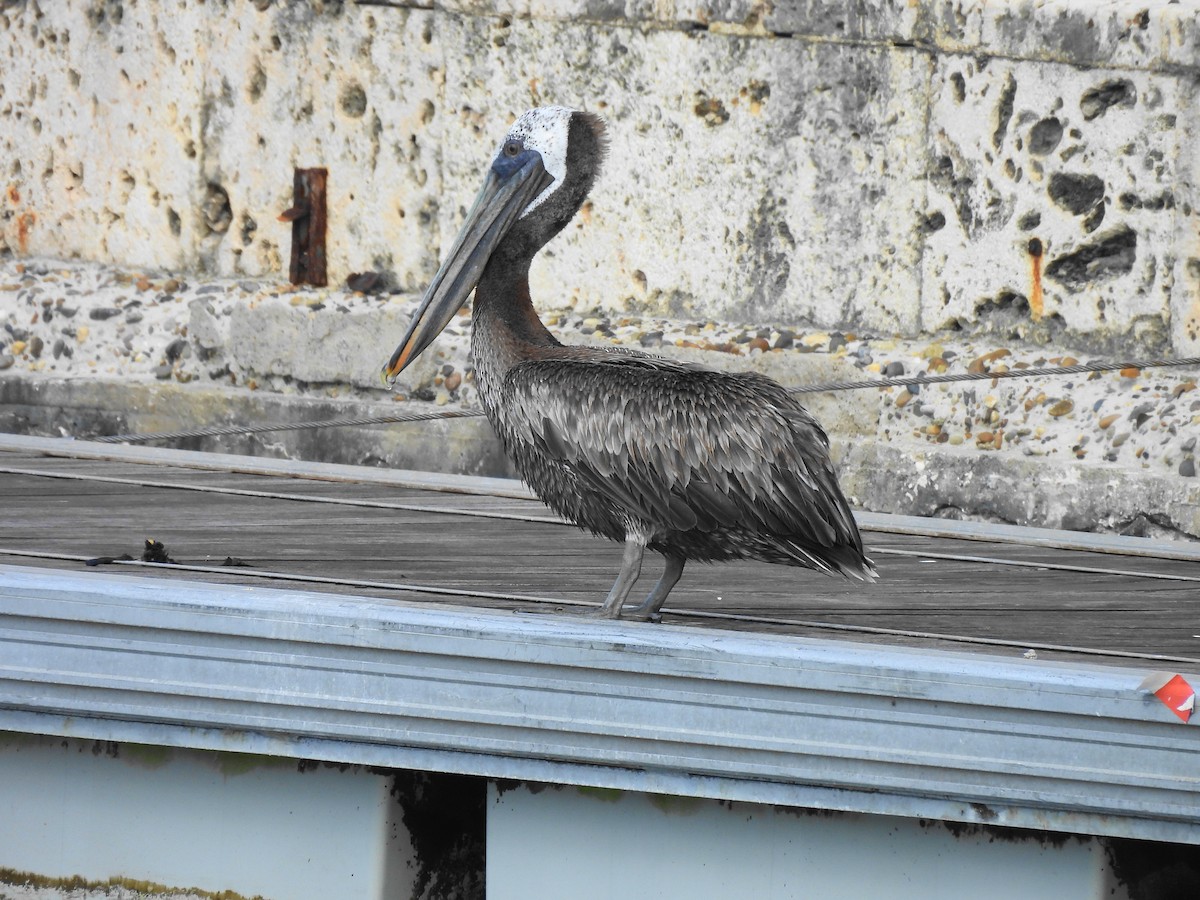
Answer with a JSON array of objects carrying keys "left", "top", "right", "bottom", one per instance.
[
  {"left": 7, "top": 450, "right": 1198, "bottom": 574},
  {"left": 3, "top": 461, "right": 1199, "bottom": 665}
]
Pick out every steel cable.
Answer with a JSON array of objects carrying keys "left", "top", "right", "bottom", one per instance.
[{"left": 93, "top": 354, "right": 1200, "bottom": 445}]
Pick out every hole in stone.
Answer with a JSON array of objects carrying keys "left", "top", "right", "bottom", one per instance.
[
  {"left": 339, "top": 82, "right": 367, "bottom": 118},
  {"left": 1028, "top": 117, "right": 1063, "bottom": 155},
  {"left": 202, "top": 184, "right": 233, "bottom": 235},
  {"left": 1080, "top": 80, "right": 1135, "bottom": 121},
  {"left": 1048, "top": 172, "right": 1105, "bottom": 216}
]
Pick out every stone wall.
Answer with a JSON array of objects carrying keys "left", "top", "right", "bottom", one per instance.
[
  {"left": 2, "top": 0, "right": 1200, "bottom": 537},
  {"left": 3, "top": 0, "right": 1199, "bottom": 354}
]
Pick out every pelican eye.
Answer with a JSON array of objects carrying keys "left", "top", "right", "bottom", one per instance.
[{"left": 502, "top": 139, "right": 523, "bottom": 158}]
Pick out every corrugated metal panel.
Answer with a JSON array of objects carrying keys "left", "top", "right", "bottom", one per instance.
[{"left": 1, "top": 564, "right": 1197, "bottom": 843}]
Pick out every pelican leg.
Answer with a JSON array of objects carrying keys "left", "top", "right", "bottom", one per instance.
[
  {"left": 593, "top": 537, "right": 646, "bottom": 618},
  {"left": 626, "top": 553, "right": 685, "bottom": 622}
]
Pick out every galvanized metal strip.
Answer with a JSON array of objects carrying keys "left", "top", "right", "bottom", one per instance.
[
  {"left": 857, "top": 511, "right": 1200, "bottom": 563},
  {"left": 0, "top": 433, "right": 535, "bottom": 499},
  {"left": 2, "top": 564, "right": 1197, "bottom": 843},
  {"left": 4, "top": 548, "right": 1197, "bottom": 665},
  {"left": 869, "top": 546, "right": 1200, "bottom": 582},
  {"left": 0, "top": 464, "right": 562, "bottom": 525}
]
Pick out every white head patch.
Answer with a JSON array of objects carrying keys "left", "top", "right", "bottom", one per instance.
[{"left": 500, "top": 106, "right": 574, "bottom": 217}]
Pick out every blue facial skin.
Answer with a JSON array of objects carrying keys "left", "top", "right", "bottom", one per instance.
[{"left": 492, "top": 146, "right": 542, "bottom": 180}]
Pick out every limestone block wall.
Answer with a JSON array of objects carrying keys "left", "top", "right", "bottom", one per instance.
[{"left": 2, "top": 0, "right": 1199, "bottom": 354}]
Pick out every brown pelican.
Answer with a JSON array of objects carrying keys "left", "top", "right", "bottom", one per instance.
[{"left": 385, "top": 107, "right": 876, "bottom": 620}]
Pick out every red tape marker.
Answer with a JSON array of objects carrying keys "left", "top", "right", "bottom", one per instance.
[{"left": 1152, "top": 674, "right": 1196, "bottom": 723}]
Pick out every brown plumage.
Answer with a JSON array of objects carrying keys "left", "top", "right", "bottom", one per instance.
[{"left": 386, "top": 106, "right": 875, "bottom": 620}]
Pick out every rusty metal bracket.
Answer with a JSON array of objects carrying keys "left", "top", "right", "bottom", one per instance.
[{"left": 280, "top": 167, "right": 327, "bottom": 286}]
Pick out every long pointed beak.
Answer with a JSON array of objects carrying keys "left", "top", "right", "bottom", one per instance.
[{"left": 383, "top": 156, "right": 553, "bottom": 384}]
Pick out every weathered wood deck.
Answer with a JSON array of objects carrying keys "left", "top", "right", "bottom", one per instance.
[{"left": 2, "top": 436, "right": 1197, "bottom": 667}]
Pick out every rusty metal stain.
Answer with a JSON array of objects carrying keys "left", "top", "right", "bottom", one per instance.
[
  {"left": 4, "top": 184, "right": 36, "bottom": 255},
  {"left": 277, "top": 204, "right": 310, "bottom": 223},
  {"left": 285, "top": 167, "right": 328, "bottom": 287},
  {"left": 1028, "top": 237, "right": 1044, "bottom": 321},
  {"left": 16, "top": 211, "right": 36, "bottom": 255}
]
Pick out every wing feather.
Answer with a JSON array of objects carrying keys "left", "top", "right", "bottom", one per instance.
[{"left": 499, "top": 353, "right": 864, "bottom": 555}]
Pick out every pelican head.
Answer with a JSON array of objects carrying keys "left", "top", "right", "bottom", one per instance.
[{"left": 384, "top": 106, "right": 607, "bottom": 383}]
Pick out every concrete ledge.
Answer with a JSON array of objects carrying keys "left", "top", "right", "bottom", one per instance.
[
  {"left": 0, "top": 374, "right": 517, "bottom": 479},
  {"left": 2, "top": 259, "right": 1197, "bottom": 540},
  {"left": 5, "top": 366, "right": 1198, "bottom": 540},
  {"left": 843, "top": 440, "right": 1200, "bottom": 540}
]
